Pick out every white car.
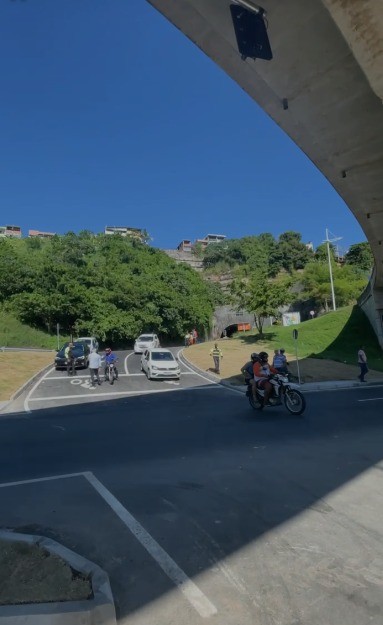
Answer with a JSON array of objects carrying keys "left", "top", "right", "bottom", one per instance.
[
  {"left": 76, "top": 336, "right": 99, "bottom": 352},
  {"left": 141, "top": 348, "right": 181, "bottom": 380},
  {"left": 134, "top": 333, "right": 160, "bottom": 354}
]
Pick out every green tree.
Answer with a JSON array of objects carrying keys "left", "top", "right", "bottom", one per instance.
[
  {"left": 277, "top": 231, "right": 313, "bottom": 272},
  {"left": 345, "top": 242, "right": 373, "bottom": 272},
  {"left": 301, "top": 261, "right": 367, "bottom": 311},
  {"left": 231, "top": 273, "right": 292, "bottom": 337}
]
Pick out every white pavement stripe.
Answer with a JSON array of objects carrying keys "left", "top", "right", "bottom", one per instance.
[
  {"left": 28, "top": 385, "right": 217, "bottom": 402},
  {"left": 0, "top": 472, "right": 85, "bottom": 489},
  {"left": 84, "top": 472, "right": 217, "bottom": 618},
  {"left": 45, "top": 373, "right": 130, "bottom": 380},
  {"left": 358, "top": 397, "right": 383, "bottom": 402},
  {"left": 124, "top": 351, "right": 136, "bottom": 375},
  {"left": 24, "top": 366, "right": 56, "bottom": 414},
  {"left": 177, "top": 349, "right": 220, "bottom": 386}
]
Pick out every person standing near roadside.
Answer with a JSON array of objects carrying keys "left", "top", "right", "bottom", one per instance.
[
  {"left": 184, "top": 331, "right": 191, "bottom": 347},
  {"left": 192, "top": 328, "right": 198, "bottom": 344},
  {"left": 210, "top": 343, "right": 223, "bottom": 374},
  {"left": 89, "top": 348, "right": 102, "bottom": 388},
  {"left": 358, "top": 346, "right": 368, "bottom": 382},
  {"left": 65, "top": 342, "right": 76, "bottom": 377}
]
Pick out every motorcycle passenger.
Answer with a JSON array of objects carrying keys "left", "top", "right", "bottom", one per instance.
[
  {"left": 241, "top": 353, "right": 259, "bottom": 393},
  {"left": 253, "top": 351, "right": 278, "bottom": 408},
  {"left": 104, "top": 348, "right": 118, "bottom": 381},
  {"left": 272, "top": 348, "right": 288, "bottom": 374}
]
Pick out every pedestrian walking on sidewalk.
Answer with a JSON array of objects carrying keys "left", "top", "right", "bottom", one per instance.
[
  {"left": 89, "top": 348, "right": 102, "bottom": 388},
  {"left": 210, "top": 343, "right": 223, "bottom": 374},
  {"left": 357, "top": 346, "right": 368, "bottom": 382}
]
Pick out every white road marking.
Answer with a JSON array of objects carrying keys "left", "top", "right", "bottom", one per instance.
[
  {"left": 28, "top": 385, "right": 219, "bottom": 403},
  {"left": 124, "top": 351, "right": 136, "bottom": 375},
  {"left": 24, "top": 366, "right": 56, "bottom": 414},
  {"left": 358, "top": 397, "right": 383, "bottom": 402},
  {"left": 84, "top": 472, "right": 218, "bottom": 618},
  {"left": 46, "top": 373, "right": 129, "bottom": 380},
  {"left": 0, "top": 469, "right": 217, "bottom": 616},
  {"left": 0, "top": 472, "right": 85, "bottom": 489}
]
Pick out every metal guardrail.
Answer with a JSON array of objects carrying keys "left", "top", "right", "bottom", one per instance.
[{"left": 0, "top": 347, "right": 55, "bottom": 353}]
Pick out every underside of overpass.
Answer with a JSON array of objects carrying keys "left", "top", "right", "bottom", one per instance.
[{"left": 148, "top": 0, "right": 383, "bottom": 345}]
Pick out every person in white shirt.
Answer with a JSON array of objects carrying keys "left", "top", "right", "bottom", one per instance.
[
  {"left": 357, "top": 346, "right": 368, "bottom": 382},
  {"left": 89, "top": 348, "right": 102, "bottom": 388}
]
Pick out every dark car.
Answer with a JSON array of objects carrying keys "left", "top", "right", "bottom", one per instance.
[{"left": 55, "top": 342, "right": 90, "bottom": 370}]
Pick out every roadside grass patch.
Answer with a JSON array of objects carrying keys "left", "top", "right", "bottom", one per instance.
[
  {"left": 0, "top": 310, "right": 69, "bottom": 350},
  {"left": 0, "top": 352, "right": 53, "bottom": 401},
  {"left": 0, "top": 539, "right": 91, "bottom": 605},
  {"left": 233, "top": 306, "right": 383, "bottom": 371}
]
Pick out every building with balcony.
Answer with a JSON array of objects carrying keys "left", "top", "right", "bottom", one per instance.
[
  {"left": 0, "top": 225, "right": 22, "bottom": 238},
  {"left": 177, "top": 239, "right": 193, "bottom": 252},
  {"left": 104, "top": 226, "right": 146, "bottom": 241},
  {"left": 28, "top": 229, "right": 56, "bottom": 239},
  {"left": 195, "top": 233, "right": 226, "bottom": 250}
]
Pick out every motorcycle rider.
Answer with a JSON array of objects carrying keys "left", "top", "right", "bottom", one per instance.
[
  {"left": 253, "top": 351, "right": 278, "bottom": 408},
  {"left": 104, "top": 347, "right": 118, "bottom": 381}
]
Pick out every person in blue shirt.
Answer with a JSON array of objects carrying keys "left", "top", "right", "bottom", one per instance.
[
  {"left": 104, "top": 347, "right": 119, "bottom": 381},
  {"left": 272, "top": 349, "right": 288, "bottom": 374}
]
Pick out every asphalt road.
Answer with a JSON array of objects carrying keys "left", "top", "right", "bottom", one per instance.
[{"left": 0, "top": 352, "right": 383, "bottom": 625}]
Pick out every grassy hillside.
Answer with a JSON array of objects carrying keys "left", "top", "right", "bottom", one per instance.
[
  {"left": 235, "top": 306, "right": 383, "bottom": 371},
  {"left": 0, "top": 311, "right": 69, "bottom": 350}
]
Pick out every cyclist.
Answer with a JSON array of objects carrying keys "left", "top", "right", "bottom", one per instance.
[{"left": 104, "top": 347, "right": 118, "bottom": 382}]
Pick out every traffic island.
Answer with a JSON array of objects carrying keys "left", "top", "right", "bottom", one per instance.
[{"left": 0, "top": 530, "right": 116, "bottom": 624}]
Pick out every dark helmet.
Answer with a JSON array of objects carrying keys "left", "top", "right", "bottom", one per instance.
[
  {"left": 258, "top": 351, "right": 268, "bottom": 361},
  {"left": 251, "top": 352, "right": 258, "bottom": 361}
]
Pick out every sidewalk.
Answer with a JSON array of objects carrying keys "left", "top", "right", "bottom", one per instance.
[{"left": 180, "top": 350, "right": 383, "bottom": 393}]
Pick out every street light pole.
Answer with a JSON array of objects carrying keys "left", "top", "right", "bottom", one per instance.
[{"left": 324, "top": 228, "right": 342, "bottom": 312}]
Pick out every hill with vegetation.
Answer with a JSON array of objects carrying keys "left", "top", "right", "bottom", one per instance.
[
  {"left": 0, "top": 310, "right": 68, "bottom": 349},
  {"left": 235, "top": 305, "right": 383, "bottom": 371},
  {"left": 0, "top": 233, "right": 219, "bottom": 345}
]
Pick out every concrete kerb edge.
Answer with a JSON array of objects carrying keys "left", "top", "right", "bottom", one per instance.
[
  {"left": 0, "top": 360, "right": 54, "bottom": 413},
  {"left": 179, "top": 349, "right": 221, "bottom": 383},
  {"left": 0, "top": 530, "right": 116, "bottom": 624},
  {"left": 178, "top": 350, "right": 383, "bottom": 393}
]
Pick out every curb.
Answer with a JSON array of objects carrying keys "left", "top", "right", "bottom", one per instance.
[
  {"left": 0, "top": 530, "right": 116, "bottom": 624},
  {"left": 179, "top": 351, "right": 383, "bottom": 393},
  {"left": 0, "top": 361, "right": 54, "bottom": 414},
  {"left": 179, "top": 350, "right": 221, "bottom": 384}
]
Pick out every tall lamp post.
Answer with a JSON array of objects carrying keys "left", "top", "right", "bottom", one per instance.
[{"left": 324, "top": 228, "right": 342, "bottom": 311}]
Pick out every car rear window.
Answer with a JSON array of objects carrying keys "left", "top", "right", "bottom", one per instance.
[
  {"left": 151, "top": 352, "right": 174, "bottom": 361},
  {"left": 139, "top": 335, "right": 155, "bottom": 341}
]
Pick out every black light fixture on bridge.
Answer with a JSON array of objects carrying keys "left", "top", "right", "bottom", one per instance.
[{"left": 230, "top": 2, "right": 272, "bottom": 61}]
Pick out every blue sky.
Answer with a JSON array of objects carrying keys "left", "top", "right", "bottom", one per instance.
[{"left": 1, "top": 0, "right": 365, "bottom": 253}]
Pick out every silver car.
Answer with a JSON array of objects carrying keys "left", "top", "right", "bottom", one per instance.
[{"left": 134, "top": 333, "right": 160, "bottom": 354}]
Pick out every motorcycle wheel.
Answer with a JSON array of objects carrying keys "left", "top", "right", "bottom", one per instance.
[
  {"left": 284, "top": 389, "right": 306, "bottom": 415},
  {"left": 109, "top": 369, "right": 114, "bottom": 385},
  {"left": 248, "top": 393, "right": 263, "bottom": 411}
]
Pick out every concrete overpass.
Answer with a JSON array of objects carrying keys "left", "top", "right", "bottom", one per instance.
[{"left": 148, "top": 0, "right": 383, "bottom": 345}]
